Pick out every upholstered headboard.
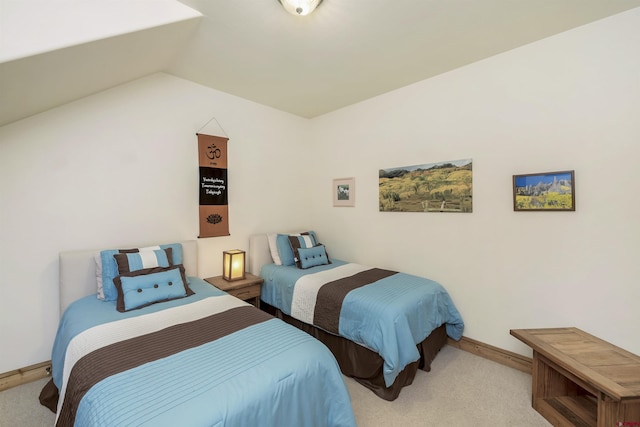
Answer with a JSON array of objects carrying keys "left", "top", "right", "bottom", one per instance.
[
  {"left": 248, "top": 234, "right": 273, "bottom": 276},
  {"left": 58, "top": 240, "right": 197, "bottom": 317}
]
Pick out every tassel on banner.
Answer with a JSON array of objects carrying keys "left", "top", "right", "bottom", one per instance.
[{"left": 197, "top": 117, "right": 230, "bottom": 238}]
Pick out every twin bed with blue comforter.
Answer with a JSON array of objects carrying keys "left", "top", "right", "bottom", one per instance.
[
  {"left": 250, "top": 232, "right": 465, "bottom": 401},
  {"left": 40, "top": 240, "right": 356, "bottom": 427}
]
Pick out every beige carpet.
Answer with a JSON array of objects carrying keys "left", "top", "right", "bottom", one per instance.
[
  {"left": 345, "top": 345, "right": 550, "bottom": 426},
  {"left": 0, "top": 345, "right": 550, "bottom": 426}
]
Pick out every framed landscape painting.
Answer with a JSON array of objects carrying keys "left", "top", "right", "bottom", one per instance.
[
  {"left": 379, "top": 159, "right": 472, "bottom": 213},
  {"left": 513, "top": 170, "right": 575, "bottom": 211}
]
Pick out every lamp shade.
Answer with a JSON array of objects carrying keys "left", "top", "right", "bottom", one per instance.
[
  {"left": 223, "top": 250, "right": 246, "bottom": 281},
  {"left": 278, "top": 0, "right": 323, "bottom": 16}
]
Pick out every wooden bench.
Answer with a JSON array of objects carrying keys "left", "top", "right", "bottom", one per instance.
[{"left": 510, "top": 327, "right": 640, "bottom": 427}]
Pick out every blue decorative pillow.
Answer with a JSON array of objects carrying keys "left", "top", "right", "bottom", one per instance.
[
  {"left": 297, "top": 245, "right": 330, "bottom": 269},
  {"left": 99, "top": 243, "right": 183, "bottom": 302},
  {"left": 275, "top": 234, "right": 296, "bottom": 266},
  {"left": 277, "top": 231, "right": 317, "bottom": 266},
  {"left": 288, "top": 233, "right": 321, "bottom": 269},
  {"left": 113, "top": 265, "right": 193, "bottom": 312}
]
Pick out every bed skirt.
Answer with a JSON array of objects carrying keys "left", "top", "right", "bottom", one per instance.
[{"left": 261, "top": 302, "right": 448, "bottom": 401}]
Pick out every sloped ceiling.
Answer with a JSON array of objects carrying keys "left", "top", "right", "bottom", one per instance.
[
  {"left": 1, "top": 0, "right": 640, "bottom": 127},
  {"left": 0, "top": 0, "right": 201, "bottom": 127}
]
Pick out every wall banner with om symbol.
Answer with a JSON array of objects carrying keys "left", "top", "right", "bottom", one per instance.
[{"left": 197, "top": 133, "right": 230, "bottom": 238}]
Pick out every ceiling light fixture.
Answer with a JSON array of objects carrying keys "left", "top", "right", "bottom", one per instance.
[{"left": 278, "top": 0, "right": 323, "bottom": 16}]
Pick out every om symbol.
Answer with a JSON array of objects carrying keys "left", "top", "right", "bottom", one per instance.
[{"left": 206, "top": 144, "right": 221, "bottom": 160}]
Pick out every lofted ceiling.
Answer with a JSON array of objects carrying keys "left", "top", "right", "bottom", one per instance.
[{"left": 1, "top": 0, "right": 640, "bottom": 127}]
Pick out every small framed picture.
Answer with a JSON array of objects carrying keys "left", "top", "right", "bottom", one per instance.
[
  {"left": 513, "top": 170, "right": 575, "bottom": 211},
  {"left": 333, "top": 177, "right": 355, "bottom": 207}
]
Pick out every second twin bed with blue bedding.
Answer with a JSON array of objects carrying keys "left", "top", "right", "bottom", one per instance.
[{"left": 250, "top": 231, "right": 465, "bottom": 401}]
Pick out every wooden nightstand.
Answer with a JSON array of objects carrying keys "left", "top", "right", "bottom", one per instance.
[{"left": 204, "top": 273, "right": 263, "bottom": 308}]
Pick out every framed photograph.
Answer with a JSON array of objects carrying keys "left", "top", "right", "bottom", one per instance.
[
  {"left": 513, "top": 170, "right": 575, "bottom": 211},
  {"left": 333, "top": 177, "right": 355, "bottom": 207}
]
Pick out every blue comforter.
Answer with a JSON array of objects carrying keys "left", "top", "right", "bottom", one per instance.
[
  {"left": 50, "top": 278, "right": 356, "bottom": 427},
  {"left": 261, "top": 261, "right": 464, "bottom": 387}
]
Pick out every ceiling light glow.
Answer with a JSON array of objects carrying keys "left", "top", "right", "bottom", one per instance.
[{"left": 278, "top": 0, "right": 323, "bottom": 16}]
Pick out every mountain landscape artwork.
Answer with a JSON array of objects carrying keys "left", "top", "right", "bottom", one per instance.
[{"left": 379, "top": 159, "right": 472, "bottom": 213}]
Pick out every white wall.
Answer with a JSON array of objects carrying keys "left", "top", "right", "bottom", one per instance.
[
  {"left": 2, "top": 9, "right": 639, "bottom": 374},
  {"left": 0, "top": 73, "right": 312, "bottom": 373},
  {"left": 308, "top": 9, "right": 640, "bottom": 357}
]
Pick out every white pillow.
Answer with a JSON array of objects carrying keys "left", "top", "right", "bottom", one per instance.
[
  {"left": 94, "top": 253, "right": 105, "bottom": 300},
  {"left": 267, "top": 233, "right": 282, "bottom": 265}
]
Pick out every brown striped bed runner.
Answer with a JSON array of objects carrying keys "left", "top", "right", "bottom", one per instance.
[
  {"left": 57, "top": 306, "right": 271, "bottom": 427},
  {"left": 313, "top": 268, "right": 396, "bottom": 334}
]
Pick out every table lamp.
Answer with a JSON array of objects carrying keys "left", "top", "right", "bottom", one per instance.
[{"left": 222, "top": 249, "right": 246, "bottom": 281}]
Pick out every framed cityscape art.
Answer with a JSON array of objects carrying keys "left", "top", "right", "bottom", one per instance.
[{"left": 513, "top": 170, "right": 575, "bottom": 211}]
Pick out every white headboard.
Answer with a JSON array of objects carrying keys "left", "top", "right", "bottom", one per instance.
[
  {"left": 248, "top": 234, "right": 273, "bottom": 276},
  {"left": 58, "top": 240, "right": 197, "bottom": 317}
]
